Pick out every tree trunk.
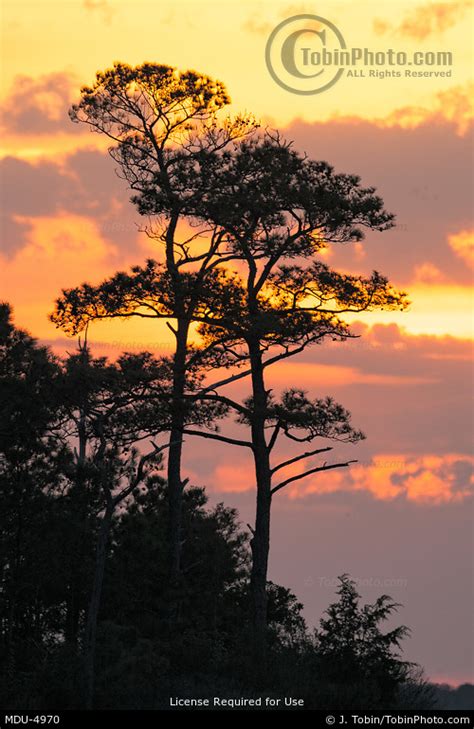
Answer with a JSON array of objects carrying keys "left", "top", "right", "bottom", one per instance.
[
  {"left": 250, "top": 477, "right": 271, "bottom": 669},
  {"left": 167, "top": 321, "right": 189, "bottom": 582},
  {"left": 65, "top": 586, "right": 80, "bottom": 647},
  {"left": 248, "top": 338, "right": 272, "bottom": 671},
  {"left": 83, "top": 503, "right": 113, "bottom": 710}
]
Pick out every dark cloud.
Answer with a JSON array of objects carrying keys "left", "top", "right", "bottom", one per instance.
[
  {"left": 0, "top": 150, "right": 141, "bottom": 259},
  {"left": 1, "top": 156, "right": 79, "bottom": 216},
  {"left": 282, "top": 116, "right": 473, "bottom": 284},
  {"left": 2, "top": 113, "right": 472, "bottom": 279},
  {"left": 288, "top": 326, "right": 474, "bottom": 457},
  {"left": 440, "top": 458, "right": 474, "bottom": 492},
  {"left": 0, "top": 156, "right": 82, "bottom": 256},
  {"left": 0, "top": 72, "right": 83, "bottom": 136},
  {"left": 0, "top": 216, "right": 31, "bottom": 259}
]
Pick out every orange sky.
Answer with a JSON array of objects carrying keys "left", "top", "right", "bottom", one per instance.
[
  {"left": 1, "top": 0, "right": 473, "bottom": 342},
  {"left": 1, "top": 0, "right": 473, "bottom": 125},
  {"left": 1, "top": 0, "right": 473, "bottom": 684}
]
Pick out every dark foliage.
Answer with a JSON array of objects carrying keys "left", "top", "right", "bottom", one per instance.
[{"left": 0, "top": 306, "right": 432, "bottom": 710}]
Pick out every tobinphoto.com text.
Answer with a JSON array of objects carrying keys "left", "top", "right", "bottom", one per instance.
[
  {"left": 170, "top": 697, "right": 305, "bottom": 709},
  {"left": 266, "top": 13, "right": 455, "bottom": 94}
]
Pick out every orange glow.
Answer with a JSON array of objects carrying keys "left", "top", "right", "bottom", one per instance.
[
  {"left": 448, "top": 229, "right": 474, "bottom": 269},
  {"left": 0, "top": 213, "right": 174, "bottom": 347},
  {"left": 207, "top": 453, "right": 473, "bottom": 505},
  {"left": 1, "top": 3, "right": 472, "bottom": 344},
  {"left": 344, "top": 283, "right": 474, "bottom": 339}
]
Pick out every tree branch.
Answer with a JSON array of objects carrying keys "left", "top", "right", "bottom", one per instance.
[
  {"left": 189, "top": 392, "right": 250, "bottom": 416},
  {"left": 182, "top": 429, "right": 253, "bottom": 449},
  {"left": 271, "top": 446, "right": 333, "bottom": 475},
  {"left": 113, "top": 441, "right": 169, "bottom": 504},
  {"left": 201, "top": 366, "right": 253, "bottom": 394},
  {"left": 271, "top": 459, "right": 357, "bottom": 495},
  {"left": 267, "top": 421, "right": 281, "bottom": 452}
]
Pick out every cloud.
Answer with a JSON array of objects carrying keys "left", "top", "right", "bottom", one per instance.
[
  {"left": 214, "top": 461, "right": 256, "bottom": 493},
  {"left": 242, "top": 3, "right": 325, "bottom": 36},
  {"left": 448, "top": 229, "right": 474, "bottom": 269},
  {"left": 3, "top": 104, "right": 472, "bottom": 283},
  {"left": 12, "top": 212, "right": 115, "bottom": 265},
  {"left": 379, "top": 85, "right": 474, "bottom": 136},
  {"left": 288, "top": 325, "right": 474, "bottom": 455},
  {"left": 83, "top": 0, "right": 115, "bottom": 22},
  {"left": 374, "top": 1, "right": 471, "bottom": 41},
  {"left": 372, "top": 18, "right": 390, "bottom": 36},
  {"left": 398, "top": 1, "right": 470, "bottom": 39},
  {"left": 176, "top": 323, "right": 473, "bottom": 501},
  {"left": 242, "top": 16, "right": 273, "bottom": 35},
  {"left": 0, "top": 213, "right": 122, "bottom": 340},
  {"left": 337, "top": 454, "right": 473, "bottom": 504},
  {"left": 283, "top": 106, "right": 473, "bottom": 286},
  {"left": 414, "top": 262, "right": 445, "bottom": 283},
  {"left": 266, "top": 363, "right": 438, "bottom": 388},
  {"left": 0, "top": 72, "right": 82, "bottom": 136},
  {"left": 281, "top": 3, "right": 319, "bottom": 18},
  {"left": 208, "top": 451, "right": 473, "bottom": 504},
  {"left": 266, "top": 486, "right": 473, "bottom": 683},
  {"left": 0, "top": 156, "right": 81, "bottom": 256},
  {"left": 177, "top": 321, "right": 474, "bottom": 507},
  {"left": 0, "top": 149, "right": 141, "bottom": 259}
]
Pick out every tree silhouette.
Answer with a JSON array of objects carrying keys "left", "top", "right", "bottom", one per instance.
[
  {"left": 171, "top": 133, "right": 409, "bottom": 663},
  {"left": 0, "top": 304, "right": 73, "bottom": 704},
  {"left": 59, "top": 62, "right": 257, "bottom": 582},
  {"left": 48, "top": 65, "right": 411, "bottom": 677},
  {"left": 312, "top": 575, "right": 418, "bottom": 708},
  {"left": 56, "top": 342, "right": 174, "bottom": 707},
  {"left": 2, "top": 307, "right": 437, "bottom": 710}
]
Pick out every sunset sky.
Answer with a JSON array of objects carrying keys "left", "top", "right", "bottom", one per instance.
[{"left": 1, "top": 0, "right": 473, "bottom": 685}]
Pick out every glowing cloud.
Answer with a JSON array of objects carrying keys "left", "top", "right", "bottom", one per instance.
[
  {"left": 374, "top": 1, "right": 472, "bottom": 41},
  {"left": 448, "top": 229, "right": 474, "bottom": 269},
  {"left": 291, "top": 454, "right": 474, "bottom": 504},
  {"left": 208, "top": 453, "right": 473, "bottom": 505}
]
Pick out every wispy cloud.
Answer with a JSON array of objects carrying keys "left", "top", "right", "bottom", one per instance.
[
  {"left": 83, "top": 0, "right": 115, "bottom": 23},
  {"left": 448, "top": 230, "right": 474, "bottom": 269},
  {"left": 242, "top": 15, "right": 273, "bottom": 36},
  {"left": 374, "top": 1, "right": 471, "bottom": 41}
]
